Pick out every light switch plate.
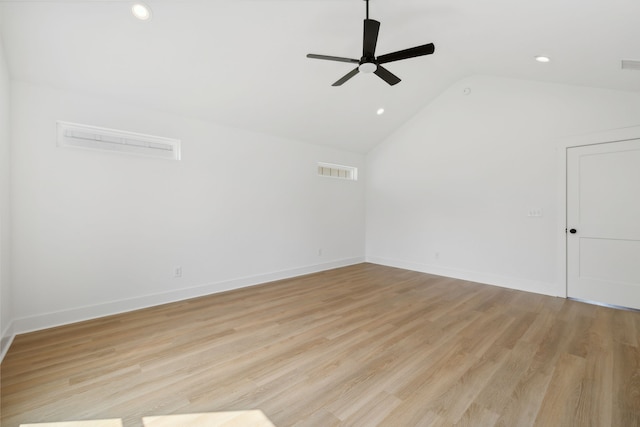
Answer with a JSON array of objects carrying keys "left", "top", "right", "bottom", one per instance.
[{"left": 528, "top": 208, "right": 543, "bottom": 217}]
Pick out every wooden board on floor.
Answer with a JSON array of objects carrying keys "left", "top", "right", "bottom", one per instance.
[
  {"left": 143, "top": 411, "right": 275, "bottom": 427},
  {"left": 20, "top": 420, "right": 123, "bottom": 427}
]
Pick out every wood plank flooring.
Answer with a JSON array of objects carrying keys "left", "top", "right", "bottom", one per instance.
[{"left": 2, "top": 263, "right": 639, "bottom": 426}]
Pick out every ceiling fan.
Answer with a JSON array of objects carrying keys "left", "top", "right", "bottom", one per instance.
[{"left": 307, "top": 0, "right": 435, "bottom": 86}]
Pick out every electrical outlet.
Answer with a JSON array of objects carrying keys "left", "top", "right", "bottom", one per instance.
[{"left": 174, "top": 266, "right": 182, "bottom": 278}]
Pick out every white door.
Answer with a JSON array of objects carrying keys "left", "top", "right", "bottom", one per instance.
[{"left": 567, "top": 139, "right": 640, "bottom": 310}]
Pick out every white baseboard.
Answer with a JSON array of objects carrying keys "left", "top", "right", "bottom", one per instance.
[
  {"left": 11, "top": 257, "right": 365, "bottom": 337},
  {"left": 366, "top": 256, "right": 564, "bottom": 298},
  {"left": 1, "top": 320, "right": 15, "bottom": 363}
]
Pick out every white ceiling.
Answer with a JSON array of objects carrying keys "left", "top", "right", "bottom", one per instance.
[{"left": 1, "top": 0, "right": 640, "bottom": 153}]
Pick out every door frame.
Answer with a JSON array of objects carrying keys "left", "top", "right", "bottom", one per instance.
[{"left": 557, "top": 125, "right": 640, "bottom": 299}]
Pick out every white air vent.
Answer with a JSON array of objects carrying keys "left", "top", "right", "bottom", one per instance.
[
  {"left": 317, "top": 162, "right": 358, "bottom": 181},
  {"left": 57, "top": 121, "right": 181, "bottom": 160},
  {"left": 621, "top": 60, "right": 640, "bottom": 71}
]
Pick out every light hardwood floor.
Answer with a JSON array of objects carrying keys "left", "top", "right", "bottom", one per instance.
[{"left": 2, "top": 263, "right": 639, "bottom": 426}]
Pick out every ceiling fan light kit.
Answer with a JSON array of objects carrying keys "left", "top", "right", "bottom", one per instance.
[
  {"left": 307, "top": 0, "right": 435, "bottom": 87},
  {"left": 359, "top": 62, "right": 377, "bottom": 73}
]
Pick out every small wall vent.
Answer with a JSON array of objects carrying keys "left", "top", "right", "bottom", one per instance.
[
  {"left": 621, "top": 60, "right": 640, "bottom": 71},
  {"left": 56, "top": 121, "right": 181, "bottom": 160},
  {"left": 317, "top": 162, "right": 358, "bottom": 181}
]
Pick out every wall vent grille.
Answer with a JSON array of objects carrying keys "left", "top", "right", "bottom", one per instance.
[
  {"left": 56, "top": 121, "right": 181, "bottom": 160},
  {"left": 621, "top": 60, "right": 640, "bottom": 71},
  {"left": 317, "top": 162, "right": 357, "bottom": 181}
]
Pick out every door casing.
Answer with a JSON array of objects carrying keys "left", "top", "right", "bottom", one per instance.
[{"left": 557, "top": 126, "right": 640, "bottom": 300}]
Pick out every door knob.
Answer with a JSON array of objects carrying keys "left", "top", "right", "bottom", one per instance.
[{"left": 569, "top": 229, "right": 577, "bottom": 234}]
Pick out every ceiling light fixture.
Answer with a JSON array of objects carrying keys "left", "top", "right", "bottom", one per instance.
[
  {"left": 131, "top": 3, "right": 152, "bottom": 21},
  {"left": 359, "top": 63, "right": 377, "bottom": 74},
  {"left": 535, "top": 56, "right": 550, "bottom": 63},
  {"left": 377, "top": 108, "right": 385, "bottom": 115}
]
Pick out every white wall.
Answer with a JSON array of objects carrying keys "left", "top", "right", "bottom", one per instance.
[
  {"left": 366, "top": 75, "right": 640, "bottom": 297},
  {"left": 9, "top": 72, "right": 640, "bottom": 349},
  {"left": 11, "top": 81, "right": 365, "bottom": 333},
  {"left": 0, "top": 25, "right": 13, "bottom": 358}
]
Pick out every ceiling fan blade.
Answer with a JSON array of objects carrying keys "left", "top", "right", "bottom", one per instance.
[
  {"left": 363, "top": 19, "right": 381, "bottom": 58},
  {"left": 307, "top": 54, "right": 359, "bottom": 64},
  {"left": 374, "top": 65, "right": 401, "bottom": 86},
  {"left": 332, "top": 68, "right": 360, "bottom": 86},
  {"left": 377, "top": 43, "right": 435, "bottom": 65}
]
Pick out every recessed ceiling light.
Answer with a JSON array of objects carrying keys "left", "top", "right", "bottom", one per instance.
[
  {"left": 377, "top": 108, "right": 385, "bottom": 115},
  {"left": 535, "top": 56, "right": 550, "bottom": 63},
  {"left": 131, "top": 3, "right": 152, "bottom": 21}
]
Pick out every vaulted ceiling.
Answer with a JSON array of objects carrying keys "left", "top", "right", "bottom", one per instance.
[{"left": 2, "top": 0, "right": 639, "bottom": 153}]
